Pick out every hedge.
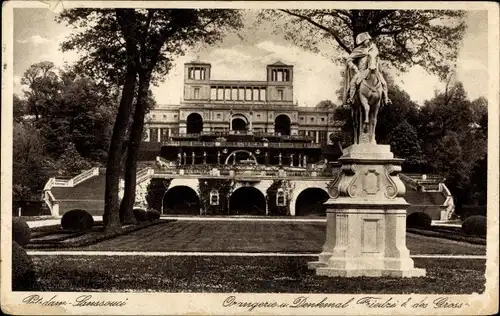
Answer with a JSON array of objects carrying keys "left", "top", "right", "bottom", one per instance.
[
  {"left": 61, "top": 209, "right": 94, "bottom": 231},
  {"left": 12, "top": 241, "right": 36, "bottom": 291},
  {"left": 406, "top": 212, "right": 432, "bottom": 229},
  {"left": 12, "top": 217, "right": 31, "bottom": 246},
  {"left": 462, "top": 215, "right": 486, "bottom": 236}
]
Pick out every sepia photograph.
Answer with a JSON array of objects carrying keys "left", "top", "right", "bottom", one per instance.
[{"left": 1, "top": 1, "right": 498, "bottom": 315}]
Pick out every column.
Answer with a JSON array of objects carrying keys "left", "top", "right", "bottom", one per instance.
[
  {"left": 298, "top": 154, "right": 302, "bottom": 167},
  {"left": 278, "top": 152, "right": 282, "bottom": 166},
  {"left": 304, "top": 155, "right": 307, "bottom": 168},
  {"left": 315, "top": 131, "right": 319, "bottom": 143},
  {"left": 203, "top": 152, "right": 207, "bottom": 165},
  {"left": 158, "top": 128, "right": 161, "bottom": 143},
  {"left": 192, "top": 152, "right": 195, "bottom": 165},
  {"left": 290, "top": 154, "right": 294, "bottom": 167},
  {"left": 183, "top": 152, "right": 187, "bottom": 165},
  {"left": 217, "top": 151, "right": 221, "bottom": 165}
]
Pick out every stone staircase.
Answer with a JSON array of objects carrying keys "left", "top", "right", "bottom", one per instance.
[{"left": 44, "top": 166, "right": 154, "bottom": 216}]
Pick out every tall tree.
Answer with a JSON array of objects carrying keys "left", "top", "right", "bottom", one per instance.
[
  {"left": 418, "top": 79, "right": 487, "bottom": 208},
  {"left": 58, "top": 9, "right": 244, "bottom": 232},
  {"left": 20, "top": 61, "right": 61, "bottom": 122},
  {"left": 260, "top": 10, "right": 466, "bottom": 80},
  {"left": 387, "top": 120, "right": 427, "bottom": 172},
  {"left": 12, "top": 123, "right": 51, "bottom": 201},
  {"left": 19, "top": 63, "right": 118, "bottom": 163}
]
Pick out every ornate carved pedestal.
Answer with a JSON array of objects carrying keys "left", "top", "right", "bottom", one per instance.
[{"left": 308, "top": 144, "right": 426, "bottom": 277}]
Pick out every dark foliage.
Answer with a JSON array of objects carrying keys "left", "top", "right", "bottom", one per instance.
[
  {"left": 12, "top": 241, "right": 36, "bottom": 291},
  {"left": 61, "top": 209, "right": 94, "bottom": 231},
  {"left": 147, "top": 209, "right": 161, "bottom": 221},
  {"left": 462, "top": 215, "right": 486, "bottom": 236},
  {"left": 145, "top": 179, "right": 171, "bottom": 212},
  {"left": 406, "top": 212, "right": 432, "bottom": 229},
  {"left": 133, "top": 208, "right": 148, "bottom": 222},
  {"left": 12, "top": 217, "right": 31, "bottom": 246}
]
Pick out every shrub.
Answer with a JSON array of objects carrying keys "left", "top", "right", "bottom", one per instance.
[
  {"left": 406, "top": 212, "right": 432, "bottom": 229},
  {"left": 12, "top": 217, "right": 31, "bottom": 246},
  {"left": 61, "top": 209, "right": 94, "bottom": 231},
  {"left": 147, "top": 209, "right": 161, "bottom": 221},
  {"left": 12, "top": 241, "right": 36, "bottom": 291},
  {"left": 133, "top": 208, "right": 148, "bottom": 222},
  {"left": 462, "top": 215, "right": 487, "bottom": 236}
]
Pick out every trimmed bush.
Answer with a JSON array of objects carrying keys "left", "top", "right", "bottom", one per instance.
[
  {"left": 133, "top": 208, "right": 148, "bottom": 222},
  {"left": 61, "top": 209, "right": 94, "bottom": 231},
  {"left": 12, "top": 217, "right": 31, "bottom": 246},
  {"left": 147, "top": 209, "right": 161, "bottom": 221},
  {"left": 12, "top": 241, "right": 36, "bottom": 291},
  {"left": 406, "top": 212, "right": 432, "bottom": 229},
  {"left": 462, "top": 215, "right": 487, "bottom": 236}
]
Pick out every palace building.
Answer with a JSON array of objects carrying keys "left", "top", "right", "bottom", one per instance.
[{"left": 42, "top": 61, "right": 455, "bottom": 220}]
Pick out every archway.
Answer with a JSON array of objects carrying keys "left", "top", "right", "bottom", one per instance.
[
  {"left": 229, "top": 186, "right": 266, "bottom": 215},
  {"left": 231, "top": 114, "right": 248, "bottom": 132},
  {"left": 295, "top": 188, "right": 330, "bottom": 216},
  {"left": 163, "top": 186, "right": 200, "bottom": 215},
  {"left": 187, "top": 113, "right": 203, "bottom": 134},
  {"left": 274, "top": 114, "right": 291, "bottom": 136}
]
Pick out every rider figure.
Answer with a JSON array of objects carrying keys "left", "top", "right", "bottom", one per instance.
[{"left": 345, "top": 32, "right": 390, "bottom": 106}]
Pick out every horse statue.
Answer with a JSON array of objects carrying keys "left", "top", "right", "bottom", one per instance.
[
  {"left": 351, "top": 48, "right": 386, "bottom": 145},
  {"left": 345, "top": 32, "right": 390, "bottom": 145}
]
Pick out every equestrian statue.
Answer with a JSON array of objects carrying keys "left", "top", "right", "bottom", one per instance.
[{"left": 343, "top": 32, "right": 391, "bottom": 145}]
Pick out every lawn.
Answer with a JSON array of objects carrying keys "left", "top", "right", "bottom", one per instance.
[
  {"left": 30, "top": 255, "right": 486, "bottom": 294},
  {"left": 75, "top": 220, "right": 486, "bottom": 255}
]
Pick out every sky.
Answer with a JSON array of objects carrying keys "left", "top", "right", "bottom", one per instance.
[{"left": 13, "top": 8, "right": 488, "bottom": 107}]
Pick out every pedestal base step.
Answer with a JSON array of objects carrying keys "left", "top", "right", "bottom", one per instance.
[{"left": 308, "top": 261, "right": 426, "bottom": 278}]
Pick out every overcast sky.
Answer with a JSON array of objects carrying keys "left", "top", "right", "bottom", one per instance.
[{"left": 13, "top": 8, "right": 488, "bottom": 107}]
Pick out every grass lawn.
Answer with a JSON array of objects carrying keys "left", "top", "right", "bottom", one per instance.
[
  {"left": 30, "top": 255, "right": 485, "bottom": 294},
  {"left": 75, "top": 220, "right": 486, "bottom": 255}
]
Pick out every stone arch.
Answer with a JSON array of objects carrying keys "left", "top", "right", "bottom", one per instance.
[
  {"left": 294, "top": 187, "right": 330, "bottom": 216},
  {"left": 274, "top": 114, "right": 291, "bottom": 136},
  {"left": 162, "top": 185, "right": 200, "bottom": 215},
  {"left": 229, "top": 186, "right": 267, "bottom": 215},
  {"left": 186, "top": 112, "right": 203, "bottom": 134},
  {"left": 224, "top": 150, "right": 258, "bottom": 165},
  {"left": 231, "top": 113, "right": 249, "bottom": 132}
]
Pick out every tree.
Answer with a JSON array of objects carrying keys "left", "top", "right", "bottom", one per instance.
[
  {"left": 12, "top": 123, "right": 51, "bottom": 201},
  {"left": 13, "top": 94, "right": 26, "bottom": 122},
  {"left": 387, "top": 120, "right": 426, "bottom": 172},
  {"left": 376, "top": 84, "right": 421, "bottom": 144},
  {"left": 417, "top": 80, "right": 487, "bottom": 208},
  {"left": 259, "top": 10, "right": 466, "bottom": 80},
  {"left": 58, "top": 9, "right": 244, "bottom": 232},
  {"left": 316, "top": 99, "right": 336, "bottom": 109},
  {"left": 21, "top": 61, "right": 61, "bottom": 121},
  {"left": 19, "top": 63, "right": 118, "bottom": 163}
]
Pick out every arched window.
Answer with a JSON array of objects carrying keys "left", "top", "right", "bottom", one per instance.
[
  {"left": 210, "top": 189, "right": 219, "bottom": 206},
  {"left": 276, "top": 188, "right": 286, "bottom": 206},
  {"left": 186, "top": 113, "right": 203, "bottom": 134}
]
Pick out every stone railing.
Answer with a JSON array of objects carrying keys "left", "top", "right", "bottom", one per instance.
[
  {"left": 171, "top": 131, "right": 315, "bottom": 142},
  {"left": 155, "top": 165, "right": 332, "bottom": 179},
  {"left": 162, "top": 140, "right": 321, "bottom": 149},
  {"left": 43, "top": 190, "right": 60, "bottom": 217},
  {"left": 136, "top": 167, "right": 155, "bottom": 183},
  {"left": 72, "top": 167, "right": 100, "bottom": 186},
  {"left": 440, "top": 183, "right": 455, "bottom": 220},
  {"left": 43, "top": 167, "right": 100, "bottom": 191}
]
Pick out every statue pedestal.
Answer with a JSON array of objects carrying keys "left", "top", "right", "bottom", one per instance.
[{"left": 308, "top": 144, "right": 425, "bottom": 277}]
